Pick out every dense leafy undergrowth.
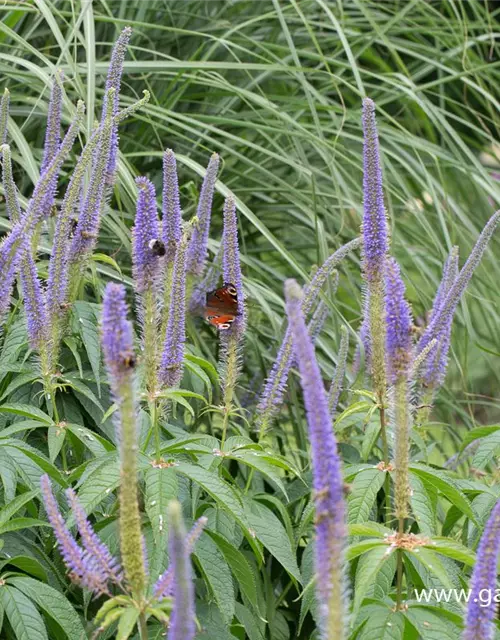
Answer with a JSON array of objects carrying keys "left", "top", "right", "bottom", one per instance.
[{"left": 0, "top": 2, "right": 499, "bottom": 640}]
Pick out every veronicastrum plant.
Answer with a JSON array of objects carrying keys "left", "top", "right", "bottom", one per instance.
[{"left": 0, "top": 15, "right": 500, "bottom": 640}]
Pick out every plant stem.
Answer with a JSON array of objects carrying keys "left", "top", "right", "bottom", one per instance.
[
  {"left": 138, "top": 612, "right": 148, "bottom": 639},
  {"left": 378, "top": 400, "right": 391, "bottom": 525}
]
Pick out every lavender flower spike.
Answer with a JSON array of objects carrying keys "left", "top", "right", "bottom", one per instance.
[
  {"left": 285, "top": 279, "right": 348, "bottom": 640},
  {"left": 40, "top": 475, "right": 108, "bottom": 594},
  {"left": 104, "top": 26, "right": 132, "bottom": 184},
  {"left": 1, "top": 144, "right": 23, "bottom": 221},
  {"left": 328, "top": 326, "right": 349, "bottom": 417},
  {"left": 167, "top": 500, "right": 196, "bottom": 640},
  {"left": 133, "top": 177, "right": 161, "bottom": 293},
  {"left": 0, "top": 224, "right": 27, "bottom": 320},
  {"left": 162, "top": 149, "right": 182, "bottom": 263},
  {"left": 186, "top": 152, "right": 220, "bottom": 276},
  {"left": 65, "top": 488, "right": 122, "bottom": 585},
  {"left": 154, "top": 516, "right": 207, "bottom": 600},
  {"left": 421, "top": 247, "right": 459, "bottom": 388},
  {"left": 102, "top": 283, "right": 146, "bottom": 599},
  {"left": 159, "top": 221, "right": 193, "bottom": 388},
  {"left": 0, "top": 88, "right": 10, "bottom": 145},
  {"left": 20, "top": 246, "right": 49, "bottom": 351},
  {"left": 221, "top": 195, "right": 246, "bottom": 335},
  {"left": 385, "top": 258, "right": 413, "bottom": 384},
  {"left": 39, "top": 70, "right": 64, "bottom": 218},
  {"left": 463, "top": 499, "right": 500, "bottom": 640},
  {"left": 361, "top": 97, "right": 389, "bottom": 399}
]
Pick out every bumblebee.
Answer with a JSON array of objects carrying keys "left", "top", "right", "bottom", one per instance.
[{"left": 148, "top": 238, "right": 166, "bottom": 257}]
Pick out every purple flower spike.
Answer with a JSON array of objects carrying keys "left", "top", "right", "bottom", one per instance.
[
  {"left": 463, "top": 499, "right": 500, "bottom": 640},
  {"left": 40, "top": 70, "right": 64, "bottom": 219},
  {"left": 417, "top": 210, "right": 500, "bottom": 381},
  {"left": 385, "top": 258, "right": 413, "bottom": 384},
  {"left": 159, "top": 225, "right": 190, "bottom": 388},
  {"left": 162, "top": 149, "right": 182, "bottom": 263},
  {"left": 186, "top": 153, "right": 220, "bottom": 276},
  {"left": 40, "top": 475, "right": 108, "bottom": 594},
  {"left": 132, "top": 176, "right": 161, "bottom": 293},
  {"left": 20, "top": 247, "right": 49, "bottom": 350},
  {"left": 0, "top": 223, "right": 27, "bottom": 320},
  {"left": 66, "top": 488, "right": 122, "bottom": 585},
  {"left": 361, "top": 97, "right": 388, "bottom": 283},
  {"left": 221, "top": 195, "right": 245, "bottom": 336},
  {"left": 154, "top": 516, "right": 207, "bottom": 600},
  {"left": 285, "top": 279, "right": 347, "bottom": 638},
  {"left": 421, "top": 247, "right": 459, "bottom": 387},
  {"left": 101, "top": 282, "right": 135, "bottom": 392},
  {"left": 104, "top": 26, "right": 132, "bottom": 183},
  {"left": 167, "top": 501, "right": 196, "bottom": 640}
]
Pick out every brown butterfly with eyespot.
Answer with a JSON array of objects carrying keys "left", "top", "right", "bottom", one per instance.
[{"left": 204, "top": 283, "right": 240, "bottom": 330}]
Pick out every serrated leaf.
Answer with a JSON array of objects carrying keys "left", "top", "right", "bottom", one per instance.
[
  {"left": 348, "top": 468, "right": 385, "bottom": 524},
  {"left": 352, "top": 545, "right": 396, "bottom": 617},
  {"left": 228, "top": 449, "right": 287, "bottom": 496},
  {"left": 427, "top": 537, "right": 475, "bottom": 566},
  {"left": 406, "top": 548, "right": 454, "bottom": 589},
  {"left": 145, "top": 465, "right": 178, "bottom": 545},
  {"left": 0, "top": 489, "right": 38, "bottom": 526},
  {"left": 48, "top": 426, "right": 65, "bottom": 463},
  {"left": 175, "top": 462, "right": 246, "bottom": 529},
  {"left": 195, "top": 533, "right": 235, "bottom": 624},
  {"left": 0, "top": 585, "right": 48, "bottom": 640},
  {"left": 356, "top": 607, "right": 405, "bottom": 640},
  {"left": 207, "top": 531, "right": 259, "bottom": 612},
  {"left": 246, "top": 503, "right": 301, "bottom": 582},
  {"left": 471, "top": 431, "right": 500, "bottom": 469},
  {"left": 334, "top": 401, "right": 373, "bottom": 431},
  {"left": 7, "top": 577, "right": 86, "bottom": 639},
  {"left": 405, "top": 605, "right": 460, "bottom": 640},
  {"left": 409, "top": 465, "right": 477, "bottom": 524},
  {"left": 0, "top": 517, "right": 49, "bottom": 534},
  {"left": 234, "top": 602, "right": 266, "bottom": 640},
  {"left": 410, "top": 473, "right": 437, "bottom": 535},
  {"left": 0, "top": 447, "right": 18, "bottom": 500},
  {"left": 0, "top": 404, "right": 52, "bottom": 424},
  {"left": 73, "top": 301, "right": 101, "bottom": 394},
  {"left": 70, "top": 457, "right": 120, "bottom": 521},
  {"left": 0, "top": 371, "right": 39, "bottom": 403},
  {"left": 459, "top": 425, "right": 500, "bottom": 452}
]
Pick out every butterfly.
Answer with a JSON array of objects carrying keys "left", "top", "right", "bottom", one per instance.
[{"left": 204, "top": 283, "right": 240, "bottom": 330}]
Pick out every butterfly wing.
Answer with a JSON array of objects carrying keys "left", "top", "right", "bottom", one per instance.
[{"left": 204, "top": 283, "right": 239, "bottom": 330}]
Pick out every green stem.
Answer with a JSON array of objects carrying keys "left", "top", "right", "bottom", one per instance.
[
  {"left": 150, "top": 399, "right": 160, "bottom": 462},
  {"left": 378, "top": 401, "right": 391, "bottom": 525},
  {"left": 138, "top": 612, "right": 148, "bottom": 639}
]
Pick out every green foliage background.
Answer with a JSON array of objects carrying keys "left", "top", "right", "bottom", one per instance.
[{"left": 0, "top": 1, "right": 499, "bottom": 639}]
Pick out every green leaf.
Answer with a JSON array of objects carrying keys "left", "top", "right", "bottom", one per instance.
[
  {"left": 227, "top": 449, "right": 288, "bottom": 496},
  {"left": 0, "top": 371, "right": 39, "bottom": 403},
  {"left": 246, "top": 503, "right": 301, "bottom": 583},
  {"left": 410, "top": 473, "right": 437, "bottom": 535},
  {"left": 406, "top": 548, "right": 454, "bottom": 589},
  {"left": 0, "top": 489, "right": 38, "bottom": 526},
  {"left": 348, "top": 468, "right": 385, "bottom": 524},
  {"left": 7, "top": 577, "right": 86, "bottom": 639},
  {"left": 70, "top": 457, "right": 120, "bottom": 521},
  {"left": 116, "top": 607, "right": 139, "bottom": 640},
  {"left": 0, "top": 404, "right": 52, "bottom": 424},
  {"left": 194, "top": 533, "right": 235, "bottom": 624},
  {"left": 66, "top": 423, "right": 112, "bottom": 456},
  {"left": 459, "top": 425, "right": 500, "bottom": 452},
  {"left": 427, "top": 537, "right": 475, "bottom": 566},
  {"left": 145, "top": 465, "right": 178, "bottom": 545},
  {"left": 471, "top": 431, "right": 500, "bottom": 469},
  {"left": 48, "top": 427, "right": 65, "bottom": 463},
  {"left": 0, "top": 517, "right": 49, "bottom": 534},
  {"left": 409, "top": 465, "right": 477, "bottom": 523},
  {"left": 0, "top": 584, "right": 48, "bottom": 640},
  {"left": 356, "top": 607, "right": 405, "bottom": 640},
  {"left": 73, "top": 301, "right": 102, "bottom": 394},
  {"left": 334, "top": 401, "right": 374, "bottom": 432},
  {"left": 405, "top": 605, "right": 460, "bottom": 640},
  {"left": 175, "top": 462, "right": 246, "bottom": 529},
  {"left": 234, "top": 602, "right": 266, "bottom": 640},
  {"left": 352, "top": 545, "right": 396, "bottom": 617},
  {"left": 207, "top": 531, "right": 259, "bottom": 612}
]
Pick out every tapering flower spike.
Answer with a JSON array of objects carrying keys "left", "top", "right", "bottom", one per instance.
[
  {"left": 39, "top": 70, "right": 64, "bottom": 218},
  {"left": 65, "top": 488, "right": 122, "bottom": 585},
  {"left": 384, "top": 258, "right": 413, "bottom": 522},
  {"left": 162, "top": 149, "right": 182, "bottom": 263},
  {"left": 132, "top": 177, "right": 161, "bottom": 293},
  {"left": 328, "top": 325, "right": 349, "bottom": 417},
  {"left": 20, "top": 246, "right": 49, "bottom": 350},
  {"left": 186, "top": 153, "right": 220, "bottom": 276},
  {"left": 385, "top": 258, "right": 413, "bottom": 384},
  {"left": 101, "top": 283, "right": 146, "bottom": 599},
  {"left": 417, "top": 210, "right": 500, "bottom": 380},
  {"left": 70, "top": 88, "right": 115, "bottom": 263},
  {"left": 167, "top": 501, "right": 196, "bottom": 640},
  {"left": 463, "top": 499, "right": 500, "bottom": 640},
  {"left": 285, "top": 279, "right": 348, "bottom": 640},
  {"left": 421, "top": 247, "right": 459, "bottom": 388},
  {"left": 40, "top": 475, "right": 108, "bottom": 594},
  {"left": 221, "top": 196, "right": 245, "bottom": 335},
  {"left": 256, "top": 238, "right": 361, "bottom": 438},
  {"left": 154, "top": 516, "right": 207, "bottom": 600},
  {"left": 0, "top": 87, "right": 9, "bottom": 145},
  {"left": 159, "top": 221, "right": 193, "bottom": 388},
  {"left": 0, "top": 224, "right": 27, "bottom": 320},
  {"left": 360, "top": 97, "right": 389, "bottom": 399},
  {"left": 103, "top": 26, "right": 132, "bottom": 183},
  {"left": 1, "top": 144, "right": 22, "bottom": 222}
]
